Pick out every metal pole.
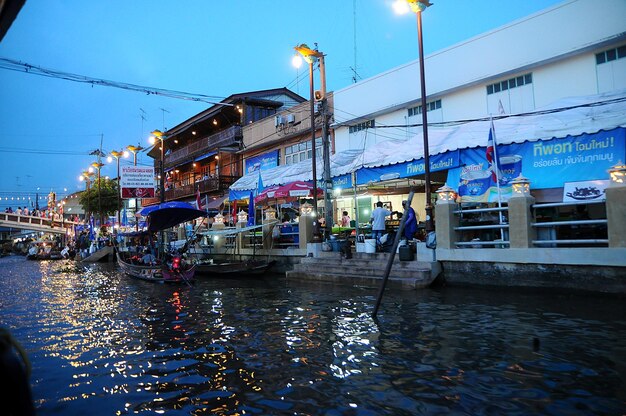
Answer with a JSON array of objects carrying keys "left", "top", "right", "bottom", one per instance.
[
  {"left": 133, "top": 151, "right": 139, "bottom": 231},
  {"left": 116, "top": 156, "right": 121, "bottom": 228},
  {"left": 160, "top": 141, "right": 165, "bottom": 204},
  {"left": 372, "top": 190, "right": 415, "bottom": 318},
  {"left": 308, "top": 61, "right": 319, "bottom": 222},
  {"left": 417, "top": 11, "right": 434, "bottom": 233}
]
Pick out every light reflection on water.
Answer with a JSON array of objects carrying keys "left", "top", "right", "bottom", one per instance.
[{"left": 1, "top": 255, "right": 625, "bottom": 415}]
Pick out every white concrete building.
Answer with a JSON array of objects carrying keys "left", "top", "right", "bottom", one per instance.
[{"left": 333, "top": 0, "right": 626, "bottom": 152}]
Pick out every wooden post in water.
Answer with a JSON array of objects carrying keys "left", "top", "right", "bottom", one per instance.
[{"left": 372, "top": 190, "right": 415, "bottom": 318}]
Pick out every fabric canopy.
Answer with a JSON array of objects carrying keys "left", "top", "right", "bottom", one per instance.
[
  {"left": 254, "top": 181, "right": 323, "bottom": 204},
  {"left": 229, "top": 89, "right": 626, "bottom": 198},
  {"left": 139, "top": 201, "right": 207, "bottom": 232}
]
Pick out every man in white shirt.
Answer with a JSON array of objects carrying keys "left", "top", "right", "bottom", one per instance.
[{"left": 370, "top": 201, "right": 391, "bottom": 246}]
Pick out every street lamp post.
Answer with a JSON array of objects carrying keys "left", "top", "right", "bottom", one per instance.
[
  {"left": 294, "top": 43, "right": 332, "bottom": 237},
  {"left": 394, "top": 0, "right": 434, "bottom": 232},
  {"left": 90, "top": 161, "right": 104, "bottom": 224},
  {"left": 108, "top": 150, "right": 129, "bottom": 230},
  {"left": 79, "top": 171, "right": 94, "bottom": 221},
  {"left": 149, "top": 130, "right": 166, "bottom": 204},
  {"left": 127, "top": 144, "right": 144, "bottom": 230}
]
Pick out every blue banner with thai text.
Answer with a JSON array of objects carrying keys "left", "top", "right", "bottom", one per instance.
[
  {"left": 446, "top": 127, "right": 625, "bottom": 202},
  {"left": 356, "top": 151, "right": 460, "bottom": 185},
  {"left": 245, "top": 150, "right": 279, "bottom": 174}
]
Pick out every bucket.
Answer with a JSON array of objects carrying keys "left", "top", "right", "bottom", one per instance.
[
  {"left": 356, "top": 242, "right": 366, "bottom": 252},
  {"left": 364, "top": 239, "right": 376, "bottom": 253}
]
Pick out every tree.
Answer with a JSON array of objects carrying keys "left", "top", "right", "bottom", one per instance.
[{"left": 78, "top": 178, "right": 120, "bottom": 223}]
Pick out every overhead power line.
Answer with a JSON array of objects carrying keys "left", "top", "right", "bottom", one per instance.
[{"left": 0, "top": 57, "right": 230, "bottom": 105}]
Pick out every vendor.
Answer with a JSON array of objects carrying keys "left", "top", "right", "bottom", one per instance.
[{"left": 341, "top": 211, "right": 351, "bottom": 227}]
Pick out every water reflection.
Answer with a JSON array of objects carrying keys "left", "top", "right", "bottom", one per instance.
[{"left": 0, "top": 256, "right": 625, "bottom": 415}]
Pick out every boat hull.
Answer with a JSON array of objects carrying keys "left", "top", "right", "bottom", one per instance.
[
  {"left": 116, "top": 253, "right": 194, "bottom": 283},
  {"left": 195, "top": 260, "right": 275, "bottom": 277}
]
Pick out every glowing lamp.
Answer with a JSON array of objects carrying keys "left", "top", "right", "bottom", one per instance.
[
  {"left": 436, "top": 185, "right": 457, "bottom": 204},
  {"left": 510, "top": 175, "right": 531, "bottom": 197},
  {"left": 300, "top": 202, "right": 313, "bottom": 216},
  {"left": 214, "top": 213, "right": 224, "bottom": 224},
  {"left": 237, "top": 210, "right": 248, "bottom": 224},
  {"left": 265, "top": 207, "right": 277, "bottom": 220},
  {"left": 609, "top": 161, "right": 626, "bottom": 187}
]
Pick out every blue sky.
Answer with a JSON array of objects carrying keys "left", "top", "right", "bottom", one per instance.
[{"left": 0, "top": 0, "right": 562, "bottom": 207}]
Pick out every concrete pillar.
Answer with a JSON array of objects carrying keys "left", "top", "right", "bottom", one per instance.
[
  {"left": 508, "top": 195, "right": 536, "bottom": 248},
  {"left": 236, "top": 220, "right": 246, "bottom": 249},
  {"left": 262, "top": 219, "right": 276, "bottom": 249},
  {"left": 606, "top": 186, "right": 626, "bottom": 247},
  {"left": 434, "top": 202, "right": 459, "bottom": 249},
  {"left": 298, "top": 215, "right": 314, "bottom": 250}
]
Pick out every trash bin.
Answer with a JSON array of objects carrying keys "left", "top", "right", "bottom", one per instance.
[{"left": 364, "top": 239, "right": 376, "bottom": 253}]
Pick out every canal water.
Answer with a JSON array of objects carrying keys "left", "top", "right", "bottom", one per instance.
[{"left": 1, "top": 256, "right": 625, "bottom": 415}]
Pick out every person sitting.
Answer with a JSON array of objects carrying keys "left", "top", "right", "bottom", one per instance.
[{"left": 141, "top": 250, "right": 157, "bottom": 265}]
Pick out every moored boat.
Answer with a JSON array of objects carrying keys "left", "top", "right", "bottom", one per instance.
[{"left": 115, "top": 202, "right": 207, "bottom": 284}]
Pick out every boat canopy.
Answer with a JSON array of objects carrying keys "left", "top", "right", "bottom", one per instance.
[{"left": 139, "top": 201, "right": 208, "bottom": 232}]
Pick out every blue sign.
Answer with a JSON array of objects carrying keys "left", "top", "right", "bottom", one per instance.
[
  {"left": 245, "top": 150, "right": 279, "bottom": 174},
  {"left": 447, "top": 127, "right": 625, "bottom": 202},
  {"left": 356, "top": 151, "right": 459, "bottom": 185}
]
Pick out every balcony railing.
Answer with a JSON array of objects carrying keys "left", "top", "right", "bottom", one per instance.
[
  {"left": 164, "top": 175, "right": 239, "bottom": 201},
  {"left": 164, "top": 126, "right": 242, "bottom": 168}
]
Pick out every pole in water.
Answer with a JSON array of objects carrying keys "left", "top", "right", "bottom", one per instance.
[{"left": 372, "top": 190, "right": 415, "bottom": 318}]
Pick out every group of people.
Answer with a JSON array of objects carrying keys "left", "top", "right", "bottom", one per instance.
[
  {"left": 3, "top": 206, "right": 72, "bottom": 221},
  {"left": 370, "top": 200, "right": 418, "bottom": 245}
]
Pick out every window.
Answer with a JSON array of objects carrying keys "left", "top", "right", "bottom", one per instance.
[
  {"left": 596, "top": 44, "right": 626, "bottom": 92},
  {"left": 407, "top": 99, "right": 441, "bottom": 117},
  {"left": 349, "top": 119, "right": 375, "bottom": 134},
  {"left": 486, "top": 72, "right": 534, "bottom": 114},
  {"left": 285, "top": 138, "right": 322, "bottom": 165},
  {"left": 486, "top": 73, "right": 532, "bottom": 95}
]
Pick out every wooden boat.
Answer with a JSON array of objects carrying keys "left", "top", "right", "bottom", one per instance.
[
  {"left": 116, "top": 202, "right": 207, "bottom": 284},
  {"left": 26, "top": 240, "right": 64, "bottom": 261},
  {"left": 193, "top": 223, "right": 276, "bottom": 278},
  {"left": 194, "top": 259, "right": 276, "bottom": 277}
]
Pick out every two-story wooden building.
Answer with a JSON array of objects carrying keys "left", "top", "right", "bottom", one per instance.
[{"left": 146, "top": 88, "right": 305, "bottom": 208}]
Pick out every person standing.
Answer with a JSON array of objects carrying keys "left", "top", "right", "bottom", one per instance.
[
  {"left": 370, "top": 201, "right": 391, "bottom": 245},
  {"left": 341, "top": 211, "right": 351, "bottom": 227},
  {"left": 402, "top": 200, "right": 418, "bottom": 241}
]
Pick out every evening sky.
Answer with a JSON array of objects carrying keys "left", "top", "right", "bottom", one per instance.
[{"left": 0, "top": 0, "right": 561, "bottom": 207}]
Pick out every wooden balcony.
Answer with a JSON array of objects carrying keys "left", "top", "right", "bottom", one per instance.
[
  {"left": 164, "top": 125, "right": 242, "bottom": 169},
  {"left": 164, "top": 175, "right": 239, "bottom": 201}
]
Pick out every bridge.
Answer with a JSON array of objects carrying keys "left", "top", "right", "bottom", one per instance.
[{"left": 0, "top": 212, "right": 80, "bottom": 235}]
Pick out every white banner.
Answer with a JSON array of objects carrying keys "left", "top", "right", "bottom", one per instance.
[{"left": 120, "top": 166, "right": 156, "bottom": 198}]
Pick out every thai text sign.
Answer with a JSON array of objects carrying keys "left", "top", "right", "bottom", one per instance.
[
  {"left": 120, "top": 166, "right": 155, "bottom": 198},
  {"left": 446, "top": 127, "right": 625, "bottom": 203},
  {"left": 245, "top": 150, "right": 279, "bottom": 174}
]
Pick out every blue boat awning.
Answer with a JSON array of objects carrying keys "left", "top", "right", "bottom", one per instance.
[{"left": 194, "top": 151, "right": 217, "bottom": 162}]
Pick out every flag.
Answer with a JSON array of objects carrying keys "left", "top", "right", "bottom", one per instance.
[
  {"left": 486, "top": 120, "right": 500, "bottom": 182},
  {"left": 231, "top": 200, "right": 237, "bottom": 224},
  {"left": 498, "top": 99, "right": 506, "bottom": 115},
  {"left": 121, "top": 207, "right": 128, "bottom": 226},
  {"left": 247, "top": 191, "right": 255, "bottom": 226},
  {"left": 256, "top": 172, "right": 264, "bottom": 196},
  {"left": 196, "top": 187, "right": 203, "bottom": 210}
]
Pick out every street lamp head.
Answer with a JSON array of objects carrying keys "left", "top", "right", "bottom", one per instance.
[
  {"left": 91, "top": 161, "right": 104, "bottom": 170},
  {"left": 294, "top": 43, "right": 322, "bottom": 64},
  {"left": 393, "top": 0, "right": 432, "bottom": 14},
  {"left": 126, "top": 144, "right": 144, "bottom": 154}
]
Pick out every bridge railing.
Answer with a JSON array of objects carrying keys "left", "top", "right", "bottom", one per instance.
[{"left": 0, "top": 213, "right": 81, "bottom": 232}]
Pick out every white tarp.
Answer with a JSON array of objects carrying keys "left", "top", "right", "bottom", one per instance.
[{"left": 230, "top": 89, "right": 626, "bottom": 192}]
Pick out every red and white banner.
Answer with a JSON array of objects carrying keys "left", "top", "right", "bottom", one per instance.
[{"left": 120, "top": 166, "right": 156, "bottom": 198}]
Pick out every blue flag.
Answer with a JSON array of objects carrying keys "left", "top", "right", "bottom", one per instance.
[
  {"left": 247, "top": 191, "right": 255, "bottom": 226},
  {"left": 256, "top": 172, "right": 264, "bottom": 196}
]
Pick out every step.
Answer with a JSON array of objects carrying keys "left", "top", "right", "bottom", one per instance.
[
  {"left": 299, "top": 255, "right": 432, "bottom": 271},
  {"left": 292, "top": 262, "right": 430, "bottom": 280},
  {"left": 286, "top": 270, "right": 435, "bottom": 290}
]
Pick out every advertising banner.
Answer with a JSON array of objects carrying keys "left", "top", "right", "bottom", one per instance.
[
  {"left": 356, "top": 151, "right": 460, "bottom": 185},
  {"left": 245, "top": 150, "right": 279, "bottom": 174},
  {"left": 120, "top": 166, "right": 155, "bottom": 198},
  {"left": 447, "top": 128, "right": 625, "bottom": 203}
]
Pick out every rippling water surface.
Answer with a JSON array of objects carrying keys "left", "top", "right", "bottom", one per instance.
[{"left": 1, "top": 255, "right": 625, "bottom": 415}]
